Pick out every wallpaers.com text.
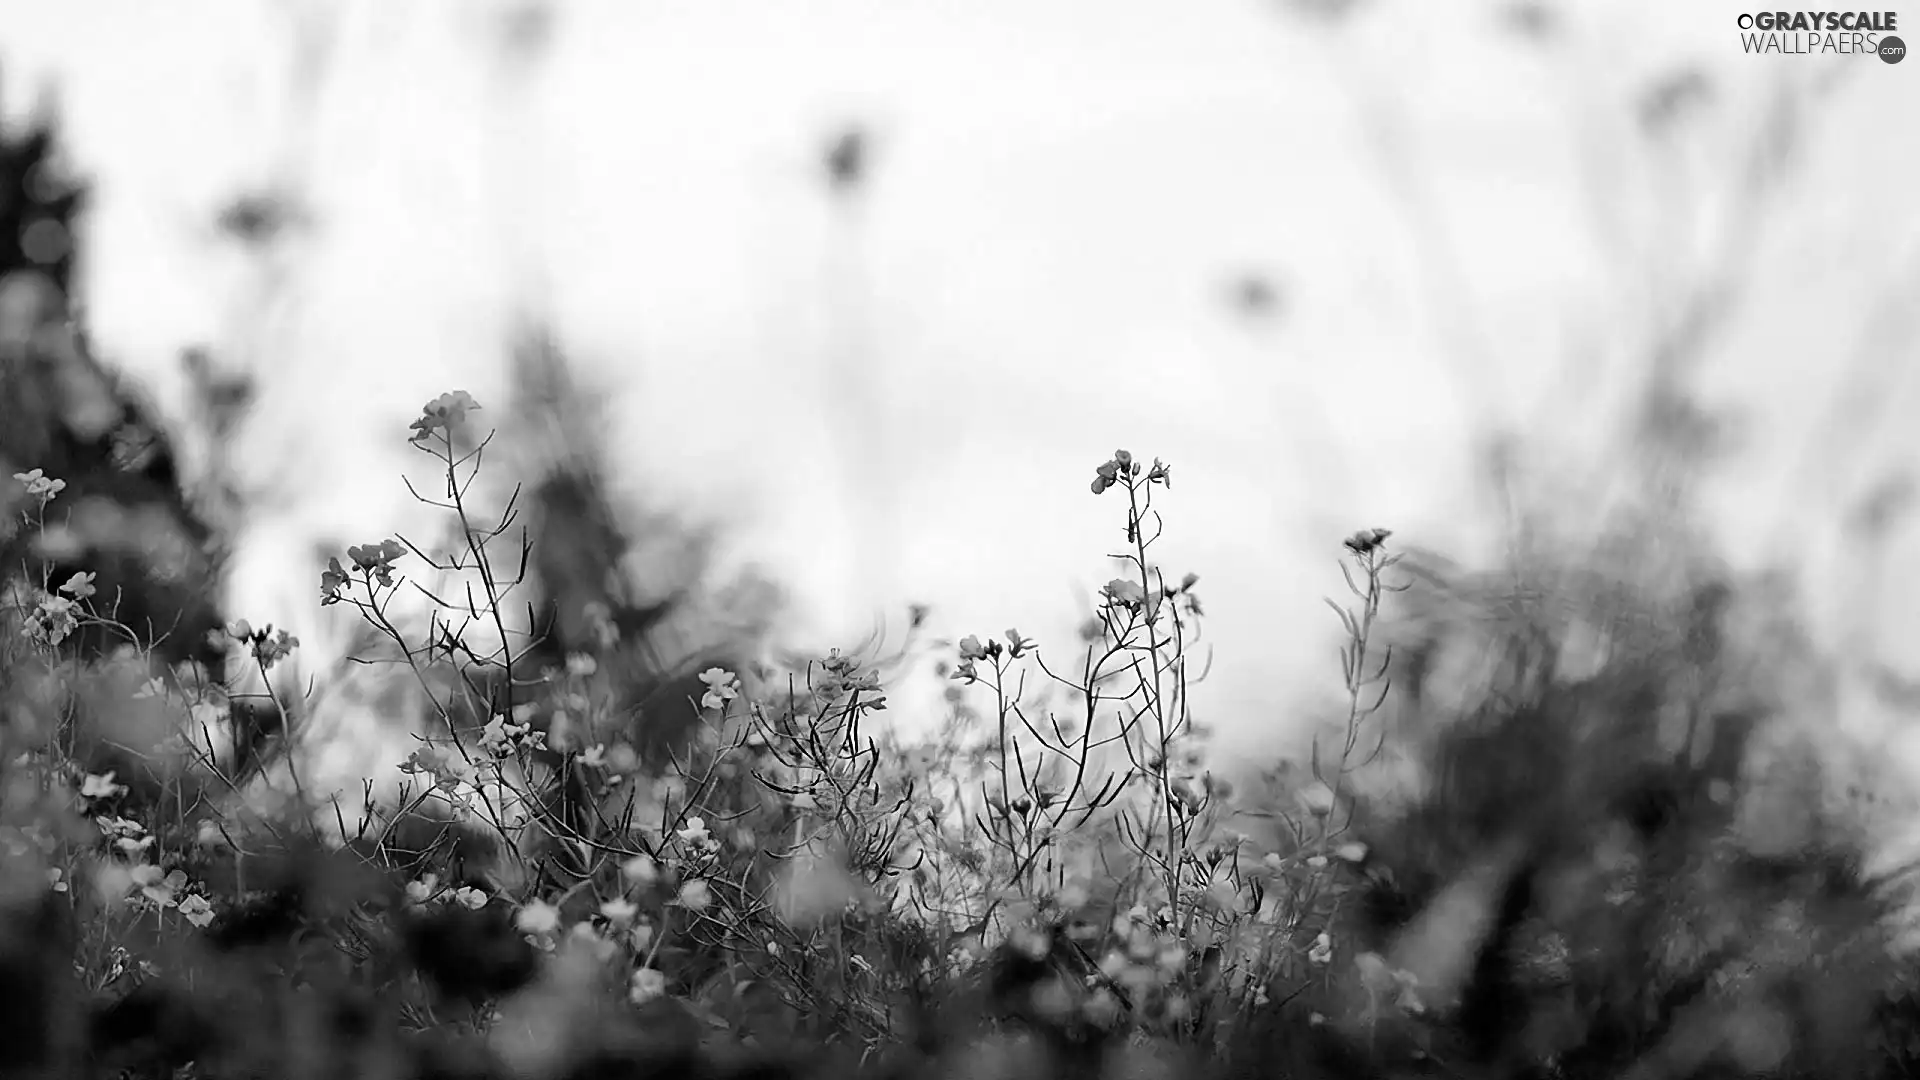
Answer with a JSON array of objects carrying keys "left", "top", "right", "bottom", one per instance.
[{"left": 1738, "top": 11, "right": 1904, "bottom": 58}]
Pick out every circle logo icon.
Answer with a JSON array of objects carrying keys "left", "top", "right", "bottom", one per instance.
[{"left": 1882, "top": 35, "right": 1907, "bottom": 63}]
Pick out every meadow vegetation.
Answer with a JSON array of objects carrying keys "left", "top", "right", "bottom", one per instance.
[{"left": 5, "top": 381, "right": 1920, "bottom": 1080}]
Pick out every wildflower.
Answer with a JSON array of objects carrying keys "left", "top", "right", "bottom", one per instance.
[
  {"left": 675, "top": 879, "right": 712, "bottom": 912},
  {"left": 698, "top": 667, "right": 739, "bottom": 711},
  {"left": 225, "top": 619, "right": 254, "bottom": 641},
  {"left": 90, "top": 861, "right": 134, "bottom": 907},
  {"left": 1103, "top": 579, "right": 1145, "bottom": 608},
  {"left": 194, "top": 819, "right": 228, "bottom": 850},
  {"left": 250, "top": 627, "right": 299, "bottom": 667},
  {"left": 80, "top": 772, "right": 127, "bottom": 801},
  {"left": 177, "top": 893, "right": 216, "bottom": 928},
  {"left": 621, "top": 854, "right": 661, "bottom": 888},
  {"left": 629, "top": 966, "right": 668, "bottom": 1005},
  {"left": 1355, "top": 951, "right": 1423, "bottom": 1014},
  {"left": 1334, "top": 841, "right": 1368, "bottom": 863},
  {"left": 957, "top": 635, "right": 990, "bottom": 661},
  {"left": 319, "top": 557, "right": 351, "bottom": 605},
  {"left": 23, "top": 592, "right": 79, "bottom": 646},
  {"left": 46, "top": 868, "right": 67, "bottom": 893},
  {"left": 452, "top": 886, "right": 490, "bottom": 910},
  {"left": 605, "top": 743, "right": 638, "bottom": 773},
  {"left": 130, "top": 865, "right": 189, "bottom": 907},
  {"left": 1343, "top": 527, "right": 1393, "bottom": 556},
  {"left": 346, "top": 539, "right": 407, "bottom": 587},
  {"left": 99, "top": 816, "right": 152, "bottom": 855},
  {"left": 479, "top": 716, "right": 519, "bottom": 756},
  {"left": 13, "top": 468, "right": 66, "bottom": 499},
  {"left": 405, "top": 875, "right": 442, "bottom": 906},
  {"left": 1004, "top": 628, "right": 1030, "bottom": 658},
  {"left": 579, "top": 743, "right": 607, "bottom": 768},
  {"left": 1308, "top": 932, "right": 1334, "bottom": 966},
  {"left": 408, "top": 390, "right": 479, "bottom": 442},
  {"left": 569, "top": 921, "right": 621, "bottom": 965},
  {"left": 565, "top": 653, "right": 598, "bottom": 678},
  {"left": 599, "top": 897, "right": 638, "bottom": 925},
  {"left": 58, "top": 571, "right": 95, "bottom": 599},
  {"left": 1009, "top": 925, "right": 1051, "bottom": 962},
  {"left": 582, "top": 601, "right": 621, "bottom": 649},
  {"left": 515, "top": 900, "right": 561, "bottom": 936},
  {"left": 1170, "top": 778, "right": 1203, "bottom": 815},
  {"left": 674, "top": 817, "right": 711, "bottom": 849}
]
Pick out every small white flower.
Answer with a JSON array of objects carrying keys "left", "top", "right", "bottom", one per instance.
[
  {"left": 80, "top": 772, "right": 127, "bottom": 801},
  {"left": 698, "top": 667, "right": 739, "bottom": 711},
  {"left": 515, "top": 899, "right": 561, "bottom": 936},
  {"left": 178, "top": 893, "right": 215, "bottom": 928},
  {"left": 675, "top": 817, "right": 711, "bottom": 848},
  {"left": 629, "top": 966, "right": 668, "bottom": 1005},
  {"left": 569, "top": 920, "right": 619, "bottom": 964},
  {"left": 674, "top": 879, "right": 712, "bottom": 912},
  {"left": 622, "top": 854, "right": 660, "bottom": 887},
  {"left": 405, "top": 875, "right": 442, "bottom": 906}
]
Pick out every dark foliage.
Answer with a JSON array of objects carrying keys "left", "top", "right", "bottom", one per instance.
[{"left": 0, "top": 77, "right": 229, "bottom": 672}]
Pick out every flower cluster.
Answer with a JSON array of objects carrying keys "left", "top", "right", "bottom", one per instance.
[
  {"left": 408, "top": 390, "right": 480, "bottom": 443},
  {"left": 12, "top": 467, "right": 66, "bottom": 500},
  {"left": 1089, "top": 449, "right": 1171, "bottom": 495}
]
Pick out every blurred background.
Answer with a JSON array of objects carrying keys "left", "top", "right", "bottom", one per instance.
[{"left": 0, "top": 0, "right": 1916, "bottom": 775}]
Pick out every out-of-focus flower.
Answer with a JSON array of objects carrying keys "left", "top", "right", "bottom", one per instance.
[
  {"left": 629, "top": 966, "right": 668, "bottom": 1005},
  {"left": 80, "top": 772, "right": 126, "bottom": 801},
  {"left": 675, "top": 879, "right": 712, "bottom": 912},
  {"left": 698, "top": 667, "right": 739, "bottom": 710},
  {"left": 515, "top": 899, "right": 561, "bottom": 936}
]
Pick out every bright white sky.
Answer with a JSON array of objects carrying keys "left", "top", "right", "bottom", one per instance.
[{"left": 1, "top": 0, "right": 1918, "bottom": 770}]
